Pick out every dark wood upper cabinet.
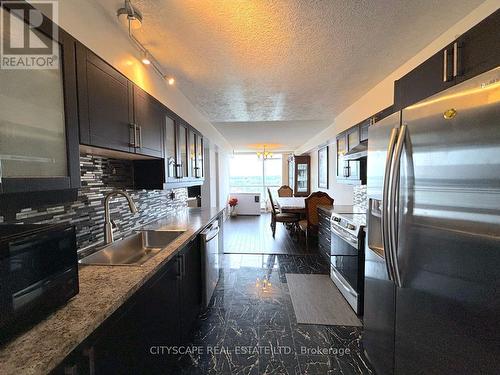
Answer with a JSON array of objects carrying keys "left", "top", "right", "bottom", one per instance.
[
  {"left": 132, "top": 86, "right": 164, "bottom": 158},
  {"left": 455, "top": 9, "right": 500, "bottom": 84},
  {"left": 195, "top": 134, "right": 204, "bottom": 179},
  {"left": 395, "top": 10, "right": 500, "bottom": 110},
  {"left": 76, "top": 44, "right": 132, "bottom": 153},
  {"left": 188, "top": 128, "right": 197, "bottom": 178},
  {"left": 77, "top": 45, "right": 165, "bottom": 158},
  {"left": 164, "top": 114, "right": 178, "bottom": 182},
  {"left": 176, "top": 122, "right": 189, "bottom": 179},
  {"left": 0, "top": 2, "right": 80, "bottom": 201},
  {"left": 163, "top": 114, "right": 205, "bottom": 187},
  {"left": 360, "top": 122, "right": 369, "bottom": 142}
]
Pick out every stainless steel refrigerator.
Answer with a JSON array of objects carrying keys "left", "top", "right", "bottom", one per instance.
[{"left": 364, "top": 66, "right": 500, "bottom": 375}]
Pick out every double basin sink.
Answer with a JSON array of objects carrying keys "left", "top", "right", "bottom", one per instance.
[{"left": 79, "top": 230, "right": 185, "bottom": 266}]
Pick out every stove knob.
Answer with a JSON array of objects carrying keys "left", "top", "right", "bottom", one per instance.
[
  {"left": 347, "top": 224, "right": 356, "bottom": 230},
  {"left": 333, "top": 217, "right": 341, "bottom": 222}
]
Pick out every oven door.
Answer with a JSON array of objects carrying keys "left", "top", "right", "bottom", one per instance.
[{"left": 330, "top": 226, "right": 361, "bottom": 314}]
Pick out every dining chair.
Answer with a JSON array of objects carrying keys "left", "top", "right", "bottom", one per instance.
[
  {"left": 277, "top": 185, "right": 293, "bottom": 197},
  {"left": 299, "top": 191, "right": 334, "bottom": 246},
  {"left": 267, "top": 188, "right": 300, "bottom": 238}
]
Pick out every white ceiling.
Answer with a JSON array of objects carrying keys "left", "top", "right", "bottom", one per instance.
[{"left": 98, "top": 0, "right": 483, "bottom": 151}]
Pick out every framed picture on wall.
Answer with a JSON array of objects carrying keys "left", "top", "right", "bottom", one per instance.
[{"left": 318, "top": 146, "right": 328, "bottom": 189}]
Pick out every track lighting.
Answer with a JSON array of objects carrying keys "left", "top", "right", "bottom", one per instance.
[
  {"left": 117, "top": 0, "right": 176, "bottom": 86},
  {"left": 141, "top": 51, "right": 151, "bottom": 65},
  {"left": 117, "top": 0, "right": 142, "bottom": 29}
]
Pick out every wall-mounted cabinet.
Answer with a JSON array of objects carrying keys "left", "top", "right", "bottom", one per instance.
[
  {"left": 132, "top": 86, "right": 164, "bottom": 158},
  {"left": 76, "top": 44, "right": 205, "bottom": 189},
  {"left": 288, "top": 155, "right": 310, "bottom": 197},
  {"left": 0, "top": 3, "right": 80, "bottom": 200},
  {"left": 336, "top": 131, "right": 364, "bottom": 185},
  {"left": 395, "top": 9, "right": 500, "bottom": 110},
  {"left": 76, "top": 44, "right": 164, "bottom": 159},
  {"left": 163, "top": 115, "right": 205, "bottom": 188}
]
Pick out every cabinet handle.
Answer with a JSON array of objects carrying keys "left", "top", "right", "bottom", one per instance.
[
  {"left": 138, "top": 125, "right": 143, "bottom": 148},
  {"left": 443, "top": 49, "right": 453, "bottom": 82},
  {"left": 129, "top": 123, "right": 137, "bottom": 147},
  {"left": 453, "top": 41, "right": 462, "bottom": 77}
]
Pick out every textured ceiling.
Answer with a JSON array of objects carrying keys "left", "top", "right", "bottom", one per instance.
[{"left": 98, "top": 0, "right": 483, "bottom": 151}]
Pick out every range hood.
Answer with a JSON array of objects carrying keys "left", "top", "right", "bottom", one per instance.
[{"left": 344, "top": 140, "right": 367, "bottom": 161}]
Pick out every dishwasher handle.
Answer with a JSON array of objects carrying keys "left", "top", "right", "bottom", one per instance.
[{"left": 202, "top": 222, "right": 220, "bottom": 242}]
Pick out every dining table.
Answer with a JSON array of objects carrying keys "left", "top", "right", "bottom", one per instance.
[{"left": 275, "top": 197, "right": 306, "bottom": 214}]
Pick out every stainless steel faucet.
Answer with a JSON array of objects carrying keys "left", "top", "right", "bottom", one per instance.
[{"left": 104, "top": 190, "right": 138, "bottom": 244}]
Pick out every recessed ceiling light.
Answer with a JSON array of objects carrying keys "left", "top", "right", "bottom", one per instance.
[{"left": 167, "top": 77, "right": 175, "bottom": 85}]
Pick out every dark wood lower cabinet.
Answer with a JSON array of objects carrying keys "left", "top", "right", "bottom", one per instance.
[
  {"left": 317, "top": 207, "right": 332, "bottom": 262},
  {"left": 179, "top": 238, "right": 202, "bottom": 343},
  {"left": 54, "top": 237, "right": 202, "bottom": 375}
]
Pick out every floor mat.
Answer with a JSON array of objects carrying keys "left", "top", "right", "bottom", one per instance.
[{"left": 286, "top": 273, "right": 362, "bottom": 326}]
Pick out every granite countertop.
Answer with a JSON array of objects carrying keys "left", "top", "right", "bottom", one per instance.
[{"left": 0, "top": 207, "right": 225, "bottom": 375}]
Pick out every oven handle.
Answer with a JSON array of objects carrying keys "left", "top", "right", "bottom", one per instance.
[
  {"left": 331, "top": 266, "right": 358, "bottom": 298},
  {"left": 388, "top": 124, "right": 407, "bottom": 288},
  {"left": 330, "top": 225, "right": 358, "bottom": 248},
  {"left": 382, "top": 127, "right": 399, "bottom": 281}
]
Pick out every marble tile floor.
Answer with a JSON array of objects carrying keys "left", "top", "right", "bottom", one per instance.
[{"left": 169, "top": 254, "right": 375, "bottom": 375}]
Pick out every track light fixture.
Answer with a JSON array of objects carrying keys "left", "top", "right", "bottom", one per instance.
[{"left": 117, "top": 0, "right": 175, "bottom": 85}]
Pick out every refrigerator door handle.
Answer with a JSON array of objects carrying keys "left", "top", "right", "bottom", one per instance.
[
  {"left": 388, "top": 124, "right": 407, "bottom": 288},
  {"left": 382, "top": 127, "right": 399, "bottom": 281}
]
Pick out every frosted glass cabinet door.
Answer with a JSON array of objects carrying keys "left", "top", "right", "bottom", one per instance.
[{"left": 0, "top": 6, "right": 79, "bottom": 194}]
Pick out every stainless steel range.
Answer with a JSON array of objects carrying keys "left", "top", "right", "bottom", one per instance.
[{"left": 330, "top": 207, "right": 366, "bottom": 315}]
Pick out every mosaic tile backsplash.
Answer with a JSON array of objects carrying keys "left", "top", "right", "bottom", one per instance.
[
  {"left": 0, "top": 154, "right": 188, "bottom": 256},
  {"left": 353, "top": 185, "right": 367, "bottom": 211}
]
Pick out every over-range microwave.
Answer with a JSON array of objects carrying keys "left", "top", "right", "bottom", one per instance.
[{"left": 0, "top": 223, "right": 78, "bottom": 342}]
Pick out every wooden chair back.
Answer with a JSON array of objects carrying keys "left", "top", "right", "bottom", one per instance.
[
  {"left": 267, "top": 188, "right": 278, "bottom": 215},
  {"left": 305, "top": 191, "right": 334, "bottom": 230},
  {"left": 277, "top": 185, "right": 293, "bottom": 197}
]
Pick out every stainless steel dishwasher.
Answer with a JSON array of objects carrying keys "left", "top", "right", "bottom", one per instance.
[{"left": 200, "top": 219, "right": 220, "bottom": 308}]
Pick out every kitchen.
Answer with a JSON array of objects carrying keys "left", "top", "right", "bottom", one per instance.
[{"left": 1, "top": 1, "right": 499, "bottom": 374}]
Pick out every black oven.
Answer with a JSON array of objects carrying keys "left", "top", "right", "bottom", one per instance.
[
  {"left": 0, "top": 224, "right": 78, "bottom": 341},
  {"left": 330, "top": 214, "right": 365, "bottom": 315}
]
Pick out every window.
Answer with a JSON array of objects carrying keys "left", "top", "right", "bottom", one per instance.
[{"left": 230, "top": 153, "right": 282, "bottom": 208}]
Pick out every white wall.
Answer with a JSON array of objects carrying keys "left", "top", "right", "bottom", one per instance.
[
  {"left": 299, "top": 0, "right": 498, "bottom": 204},
  {"left": 218, "top": 151, "right": 231, "bottom": 214},
  {"left": 309, "top": 144, "right": 354, "bottom": 205}
]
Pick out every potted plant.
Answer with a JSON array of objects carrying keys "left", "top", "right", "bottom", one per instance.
[{"left": 228, "top": 197, "right": 238, "bottom": 217}]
